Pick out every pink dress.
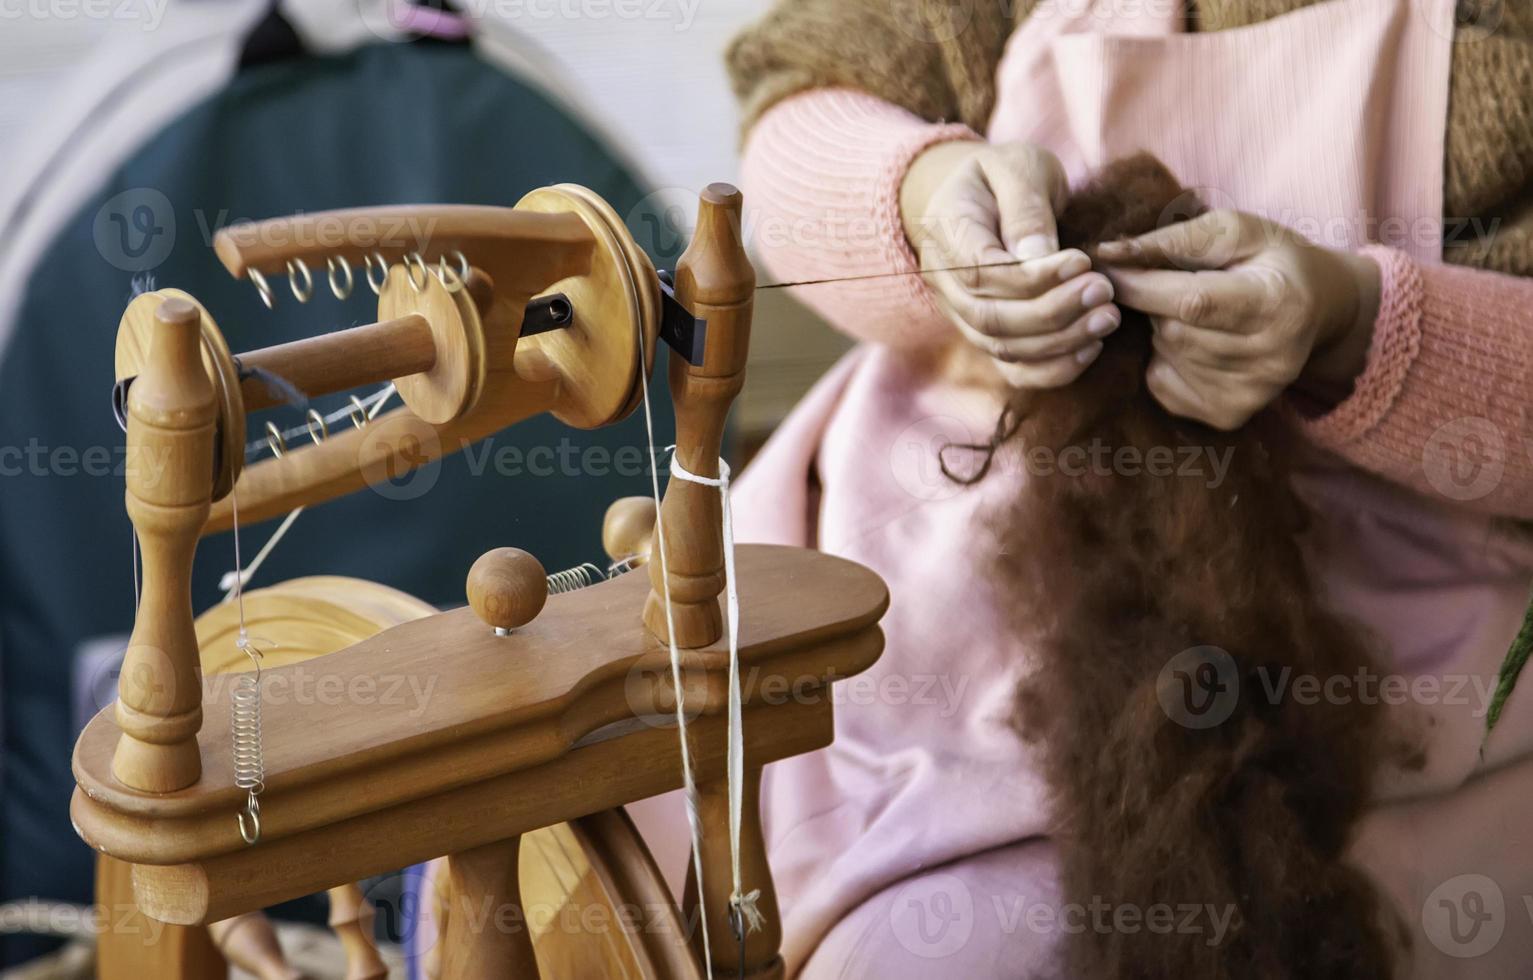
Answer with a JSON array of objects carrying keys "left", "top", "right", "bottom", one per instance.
[{"left": 630, "top": 0, "right": 1533, "bottom": 976}]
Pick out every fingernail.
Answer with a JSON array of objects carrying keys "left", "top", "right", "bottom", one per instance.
[
  {"left": 1087, "top": 308, "right": 1120, "bottom": 336},
  {"left": 1080, "top": 279, "right": 1113, "bottom": 307},
  {"left": 1013, "top": 234, "right": 1057, "bottom": 261},
  {"left": 1098, "top": 239, "right": 1139, "bottom": 260},
  {"left": 1056, "top": 251, "right": 1091, "bottom": 281},
  {"left": 1076, "top": 342, "right": 1103, "bottom": 365}
]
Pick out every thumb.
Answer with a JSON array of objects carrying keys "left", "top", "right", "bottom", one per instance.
[{"left": 979, "top": 147, "right": 1066, "bottom": 261}]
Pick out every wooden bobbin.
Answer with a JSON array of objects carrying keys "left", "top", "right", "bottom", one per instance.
[{"left": 375, "top": 263, "right": 486, "bottom": 425}]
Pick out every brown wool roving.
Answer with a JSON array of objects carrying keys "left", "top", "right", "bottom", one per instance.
[{"left": 984, "top": 154, "right": 1404, "bottom": 979}]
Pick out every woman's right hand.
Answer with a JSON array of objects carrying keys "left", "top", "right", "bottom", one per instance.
[{"left": 900, "top": 141, "right": 1120, "bottom": 387}]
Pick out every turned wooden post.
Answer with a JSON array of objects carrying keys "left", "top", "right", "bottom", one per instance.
[
  {"left": 642, "top": 185, "right": 781, "bottom": 978},
  {"left": 688, "top": 768, "right": 784, "bottom": 980},
  {"left": 643, "top": 183, "right": 755, "bottom": 648},
  {"left": 328, "top": 883, "right": 389, "bottom": 980},
  {"left": 113, "top": 297, "right": 215, "bottom": 792},
  {"left": 442, "top": 837, "right": 541, "bottom": 978}
]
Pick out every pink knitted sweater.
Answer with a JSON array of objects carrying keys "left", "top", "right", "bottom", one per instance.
[
  {"left": 741, "top": 90, "right": 1532, "bottom": 520},
  {"left": 632, "top": 6, "right": 1533, "bottom": 977}
]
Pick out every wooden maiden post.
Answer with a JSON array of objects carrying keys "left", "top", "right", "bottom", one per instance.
[
  {"left": 113, "top": 297, "right": 216, "bottom": 792},
  {"left": 643, "top": 183, "right": 753, "bottom": 648},
  {"left": 643, "top": 185, "right": 784, "bottom": 979}
]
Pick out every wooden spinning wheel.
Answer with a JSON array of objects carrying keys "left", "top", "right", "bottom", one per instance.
[
  {"left": 96, "top": 571, "right": 702, "bottom": 979},
  {"left": 72, "top": 182, "right": 888, "bottom": 979}
]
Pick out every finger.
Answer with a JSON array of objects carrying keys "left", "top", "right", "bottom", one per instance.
[
  {"left": 978, "top": 147, "right": 1067, "bottom": 260},
  {"left": 993, "top": 344, "right": 1101, "bottom": 389},
  {"left": 1096, "top": 209, "right": 1269, "bottom": 271},
  {"left": 932, "top": 245, "right": 1094, "bottom": 301},
  {"left": 1146, "top": 354, "right": 1265, "bottom": 431},
  {"left": 1144, "top": 354, "right": 1218, "bottom": 425},
  {"left": 1103, "top": 267, "right": 1263, "bottom": 331},
  {"left": 936, "top": 269, "right": 1115, "bottom": 340},
  {"left": 966, "top": 303, "right": 1122, "bottom": 362},
  {"left": 1150, "top": 317, "right": 1250, "bottom": 368}
]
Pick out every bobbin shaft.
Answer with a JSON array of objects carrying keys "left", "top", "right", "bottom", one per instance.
[{"left": 237, "top": 314, "right": 435, "bottom": 412}]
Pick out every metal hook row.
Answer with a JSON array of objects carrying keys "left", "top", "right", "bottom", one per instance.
[
  {"left": 248, "top": 250, "right": 471, "bottom": 309},
  {"left": 244, "top": 385, "right": 395, "bottom": 463},
  {"left": 259, "top": 393, "right": 377, "bottom": 460}
]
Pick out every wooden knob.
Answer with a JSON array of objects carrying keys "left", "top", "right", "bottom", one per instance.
[
  {"left": 466, "top": 548, "right": 548, "bottom": 633},
  {"left": 157, "top": 295, "right": 200, "bottom": 326},
  {"left": 602, "top": 497, "right": 657, "bottom": 565}
]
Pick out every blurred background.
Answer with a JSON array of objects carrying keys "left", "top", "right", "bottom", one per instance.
[{"left": 0, "top": 1, "right": 848, "bottom": 973}]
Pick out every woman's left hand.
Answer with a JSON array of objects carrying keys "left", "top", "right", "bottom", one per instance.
[{"left": 1096, "top": 210, "right": 1381, "bottom": 430}]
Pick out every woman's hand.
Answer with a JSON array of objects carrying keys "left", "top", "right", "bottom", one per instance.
[
  {"left": 900, "top": 141, "right": 1121, "bottom": 388},
  {"left": 1097, "top": 210, "right": 1382, "bottom": 430}
]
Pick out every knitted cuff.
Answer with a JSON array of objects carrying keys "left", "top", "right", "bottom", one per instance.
[
  {"left": 1300, "top": 246, "right": 1424, "bottom": 449},
  {"left": 872, "top": 116, "right": 984, "bottom": 327},
  {"left": 741, "top": 88, "right": 980, "bottom": 349}
]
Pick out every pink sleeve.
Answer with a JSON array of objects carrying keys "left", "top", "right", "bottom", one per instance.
[
  {"left": 1302, "top": 246, "right": 1533, "bottom": 519},
  {"left": 740, "top": 88, "right": 979, "bottom": 350}
]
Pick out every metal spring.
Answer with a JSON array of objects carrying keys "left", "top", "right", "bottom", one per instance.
[
  {"left": 543, "top": 557, "right": 643, "bottom": 596},
  {"left": 546, "top": 563, "right": 606, "bottom": 595},
  {"left": 230, "top": 658, "right": 266, "bottom": 844}
]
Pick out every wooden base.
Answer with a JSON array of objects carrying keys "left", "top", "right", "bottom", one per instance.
[
  {"left": 72, "top": 546, "right": 886, "bottom": 925},
  {"left": 116, "top": 697, "right": 834, "bottom": 926}
]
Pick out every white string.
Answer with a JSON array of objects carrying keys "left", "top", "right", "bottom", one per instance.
[
  {"left": 129, "top": 531, "right": 141, "bottom": 611},
  {"left": 636, "top": 360, "right": 714, "bottom": 976},
  {"left": 219, "top": 384, "right": 396, "bottom": 599},
  {"left": 667, "top": 452, "right": 762, "bottom": 937}
]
